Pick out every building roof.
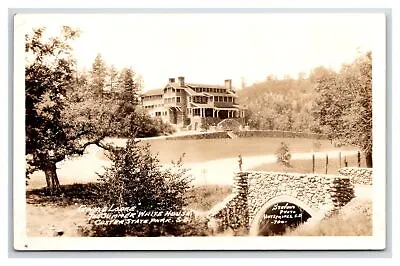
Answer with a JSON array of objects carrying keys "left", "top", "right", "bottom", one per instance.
[
  {"left": 142, "top": 88, "right": 163, "bottom": 96},
  {"left": 183, "top": 87, "right": 203, "bottom": 96},
  {"left": 186, "top": 83, "right": 226, "bottom": 89},
  {"left": 143, "top": 79, "right": 237, "bottom": 97},
  {"left": 167, "top": 82, "right": 183, "bottom": 90}
]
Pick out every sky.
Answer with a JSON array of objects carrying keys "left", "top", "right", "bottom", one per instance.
[{"left": 15, "top": 12, "right": 385, "bottom": 91}]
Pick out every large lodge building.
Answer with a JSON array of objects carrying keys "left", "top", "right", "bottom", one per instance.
[{"left": 141, "top": 77, "right": 245, "bottom": 130}]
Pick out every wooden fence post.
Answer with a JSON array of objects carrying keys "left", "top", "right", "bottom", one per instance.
[
  {"left": 357, "top": 151, "right": 361, "bottom": 167},
  {"left": 344, "top": 156, "right": 348, "bottom": 167},
  {"left": 325, "top": 154, "right": 328, "bottom": 174},
  {"left": 312, "top": 154, "right": 315, "bottom": 173}
]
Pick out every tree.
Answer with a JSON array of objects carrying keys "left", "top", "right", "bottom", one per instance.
[
  {"left": 25, "top": 27, "right": 177, "bottom": 195},
  {"left": 106, "top": 64, "right": 119, "bottom": 94},
  {"left": 87, "top": 139, "right": 193, "bottom": 236},
  {"left": 89, "top": 53, "right": 107, "bottom": 99},
  {"left": 313, "top": 52, "right": 373, "bottom": 167},
  {"left": 25, "top": 27, "right": 118, "bottom": 194},
  {"left": 117, "top": 67, "right": 142, "bottom": 104}
]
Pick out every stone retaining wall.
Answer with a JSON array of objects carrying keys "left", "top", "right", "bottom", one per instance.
[
  {"left": 165, "top": 131, "right": 229, "bottom": 140},
  {"left": 233, "top": 130, "right": 327, "bottom": 139},
  {"left": 338, "top": 167, "right": 373, "bottom": 185},
  {"left": 166, "top": 130, "right": 327, "bottom": 140}
]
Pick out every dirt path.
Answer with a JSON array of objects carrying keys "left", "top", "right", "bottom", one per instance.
[
  {"left": 27, "top": 145, "right": 357, "bottom": 190},
  {"left": 185, "top": 150, "right": 358, "bottom": 186}
]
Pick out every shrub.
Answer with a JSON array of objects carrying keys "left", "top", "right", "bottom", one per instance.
[
  {"left": 113, "top": 107, "right": 175, "bottom": 138},
  {"left": 275, "top": 142, "right": 291, "bottom": 167},
  {"left": 84, "top": 139, "right": 197, "bottom": 237}
]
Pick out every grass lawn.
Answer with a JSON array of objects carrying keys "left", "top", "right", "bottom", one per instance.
[
  {"left": 26, "top": 183, "right": 232, "bottom": 236},
  {"left": 98, "top": 137, "right": 355, "bottom": 164},
  {"left": 251, "top": 153, "right": 367, "bottom": 175},
  {"left": 185, "top": 185, "right": 232, "bottom": 211}
]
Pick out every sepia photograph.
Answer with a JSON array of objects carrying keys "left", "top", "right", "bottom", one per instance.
[{"left": 13, "top": 11, "right": 387, "bottom": 250}]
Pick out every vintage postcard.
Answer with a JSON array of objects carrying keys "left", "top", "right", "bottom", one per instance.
[{"left": 13, "top": 11, "right": 387, "bottom": 250}]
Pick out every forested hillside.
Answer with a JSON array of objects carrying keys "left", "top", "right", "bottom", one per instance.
[
  {"left": 237, "top": 74, "right": 318, "bottom": 133},
  {"left": 237, "top": 52, "right": 372, "bottom": 166}
]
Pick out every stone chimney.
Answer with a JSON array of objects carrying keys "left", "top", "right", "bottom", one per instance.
[
  {"left": 169, "top": 78, "right": 175, "bottom": 83},
  {"left": 178, "top": 76, "right": 185, "bottom": 86},
  {"left": 225, "top": 79, "right": 232, "bottom": 91}
]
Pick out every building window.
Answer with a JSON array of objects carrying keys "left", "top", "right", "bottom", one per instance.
[
  {"left": 228, "top": 97, "right": 232, "bottom": 102},
  {"left": 176, "top": 97, "right": 181, "bottom": 103},
  {"left": 224, "top": 97, "right": 227, "bottom": 102},
  {"left": 189, "top": 97, "right": 192, "bottom": 102},
  {"left": 209, "top": 97, "right": 213, "bottom": 102}
]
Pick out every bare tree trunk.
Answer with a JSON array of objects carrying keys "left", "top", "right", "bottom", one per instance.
[
  {"left": 365, "top": 152, "right": 373, "bottom": 168},
  {"left": 44, "top": 162, "right": 61, "bottom": 195}
]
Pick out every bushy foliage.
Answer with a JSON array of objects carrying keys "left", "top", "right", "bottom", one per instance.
[
  {"left": 313, "top": 52, "right": 372, "bottom": 167},
  {"left": 83, "top": 139, "right": 206, "bottom": 236},
  {"left": 275, "top": 142, "right": 291, "bottom": 167}
]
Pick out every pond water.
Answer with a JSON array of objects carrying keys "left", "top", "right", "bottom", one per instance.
[{"left": 140, "top": 137, "right": 340, "bottom": 164}]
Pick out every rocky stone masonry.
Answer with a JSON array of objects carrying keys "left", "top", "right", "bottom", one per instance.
[
  {"left": 208, "top": 172, "right": 249, "bottom": 232},
  {"left": 209, "top": 171, "right": 355, "bottom": 233},
  {"left": 338, "top": 167, "right": 373, "bottom": 185}
]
